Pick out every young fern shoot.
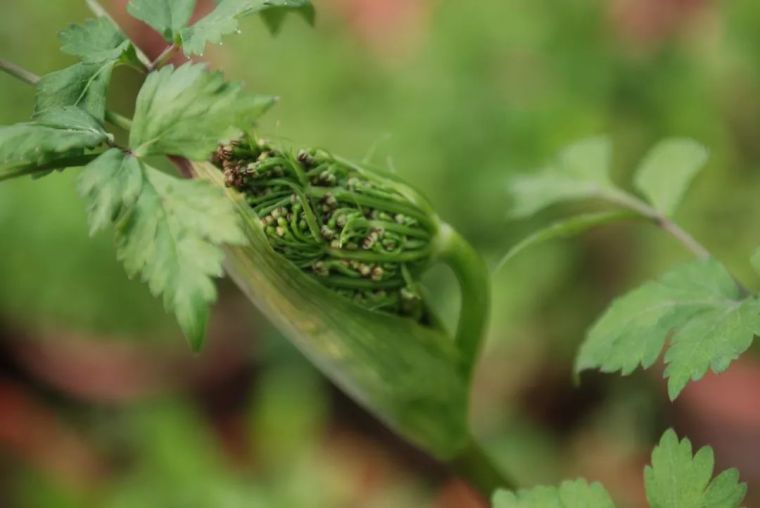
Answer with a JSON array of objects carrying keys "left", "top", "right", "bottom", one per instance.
[{"left": 0, "top": 0, "right": 505, "bottom": 498}]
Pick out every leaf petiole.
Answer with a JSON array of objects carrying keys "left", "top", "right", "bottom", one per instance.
[{"left": 0, "top": 58, "right": 40, "bottom": 86}]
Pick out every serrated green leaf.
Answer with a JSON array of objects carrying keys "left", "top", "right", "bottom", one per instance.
[
  {"left": 634, "top": 138, "right": 708, "bottom": 216},
  {"left": 0, "top": 107, "right": 110, "bottom": 180},
  {"left": 114, "top": 162, "right": 245, "bottom": 350},
  {"left": 497, "top": 211, "right": 636, "bottom": 270},
  {"left": 130, "top": 63, "right": 275, "bottom": 159},
  {"left": 492, "top": 479, "right": 616, "bottom": 508},
  {"left": 59, "top": 17, "right": 131, "bottom": 63},
  {"left": 127, "top": 0, "right": 197, "bottom": 42},
  {"left": 34, "top": 61, "right": 116, "bottom": 121},
  {"left": 645, "top": 429, "right": 746, "bottom": 508},
  {"left": 179, "top": 0, "right": 255, "bottom": 55},
  {"left": 257, "top": 0, "right": 315, "bottom": 34},
  {"left": 191, "top": 161, "right": 469, "bottom": 459},
  {"left": 508, "top": 137, "right": 616, "bottom": 218},
  {"left": 576, "top": 258, "right": 760, "bottom": 399},
  {"left": 77, "top": 149, "right": 143, "bottom": 235}
]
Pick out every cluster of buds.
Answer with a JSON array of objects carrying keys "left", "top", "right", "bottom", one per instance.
[{"left": 213, "top": 137, "right": 435, "bottom": 320}]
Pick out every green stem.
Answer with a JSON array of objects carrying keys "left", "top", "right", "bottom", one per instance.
[
  {"left": 435, "top": 222, "right": 490, "bottom": 380},
  {"left": 105, "top": 110, "right": 133, "bottom": 131},
  {"left": 602, "top": 189, "right": 711, "bottom": 260},
  {"left": 450, "top": 437, "right": 515, "bottom": 496},
  {"left": 148, "top": 44, "right": 179, "bottom": 71},
  {"left": 0, "top": 58, "right": 40, "bottom": 85}
]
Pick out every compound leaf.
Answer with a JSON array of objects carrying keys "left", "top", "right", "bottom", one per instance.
[
  {"left": 634, "top": 138, "right": 708, "bottom": 216},
  {"left": 492, "top": 429, "right": 746, "bottom": 508},
  {"left": 130, "top": 63, "right": 274, "bottom": 159},
  {"left": 576, "top": 258, "right": 760, "bottom": 400},
  {"left": 645, "top": 429, "right": 746, "bottom": 508},
  {"left": 492, "top": 479, "right": 616, "bottom": 508},
  {"left": 508, "top": 137, "right": 617, "bottom": 218},
  {"left": 108, "top": 160, "right": 245, "bottom": 350},
  {"left": 0, "top": 107, "right": 110, "bottom": 180},
  {"left": 127, "top": 0, "right": 197, "bottom": 42}
]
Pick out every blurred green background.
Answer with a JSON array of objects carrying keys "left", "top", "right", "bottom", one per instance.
[{"left": 2, "top": 1, "right": 760, "bottom": 507}]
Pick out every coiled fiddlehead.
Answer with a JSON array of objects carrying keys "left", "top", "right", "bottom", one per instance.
[{"left": 213, "top": 137, "right": 436, "bottom": 320}]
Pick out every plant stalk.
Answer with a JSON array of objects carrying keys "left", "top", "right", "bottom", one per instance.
[
  {"left": 0, "top": 58, "right": 40, "bottom": 85},
  {"left": 603, "top": 189, "right": 711, "bottom": 260},
  {"left": 435, "top": 222, "right": 490, "bottom": 380},
  {"left": 148, "top": 44, "right": 179, "bottom": 71},
  {"left": 450, "top": 438, "right": 515, "bottom": 497}
]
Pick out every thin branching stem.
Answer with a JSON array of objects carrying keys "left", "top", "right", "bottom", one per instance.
[
  {"left": 0, "top": 58, "right": 40, "bottom": 86},
  {"left": 147, "top": 44, "right": 179, "bottom": 72},
  {"left": 602, "top": 188, "right": 751, "bottom": 294},
  {"left": 602, "top": 189, "right": 711, "bottom": 260},
  {"left": 105, "top": 110, "right": 133, "bottom": 131}
]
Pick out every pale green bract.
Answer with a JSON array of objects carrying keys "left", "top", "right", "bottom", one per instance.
[
  {"left": 507, "top": 137, "right": 617, "bottom": 218},
  {"left": 79, "top": 152, "right": 245, "bottom": 350},
  {"left": 129, "top": 63, "right": 274, "bottom": 159},
  {"left": 634, "top": 138, "right": 708, "bottom": 216},
  {"left": 576, "top": 258, "right": 760, "bottom": 399},
  {"left": 492, "top": 429, "right": 746, "bottom": 508},
  {"left": 492, "top": 479, "right": 615, "bottom": 508},
  {"left": 0, "top": 107, "right": 110, "bottom": 179},
  {"left": 645, "top": 430, "right": 746, "bottom": 508}
]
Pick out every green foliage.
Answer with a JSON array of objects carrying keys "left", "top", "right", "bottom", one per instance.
[
  {"left": 77, "top": 148, "right": 143, "bottom": 234},
  {"left": 34, "top": 61, "right": 116, "bottom": 121},
  {"left": 634, "top": 139, "right": 709, "bottom": 216},
  {"left": 577, "top": 259, "right": 760, "bottom": 399},
  {"left": 80, "top": 153, "right": 245, "bottom": 350},
  {"left": 126, "top": 0, "right": 196, "bottom": 43},
  {"left": 126, "top": 0, "right": 314, "bottom": 56},
  {"left": 492, "top": 479, "right": 615, "bottom": 508},
  {"left": 59, "top": 17, "right": 131, "bottom": 63},
  {"left": 256, "top": 0, "right": 315, "bottom": 35},
  {"left": 645, "top": 430, "right": 746, "bottom": 508},
  {"left": 179, "top": 0, "right": 257, "bottom": 55},
  {"left": 129, "top": 63, "right": 273, "bottom": 159},
  {"left": 36, "top": 18, "right": 136, "bottom": 121},
  {"left": 0, "top": 107, "right": 110, "bottom": 180},
  {"left": 507, "top": 137, "right": 617, "bottom": 218},
  {"left": 493, "top": 429, "right": 746, "bottom": 508}
]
